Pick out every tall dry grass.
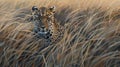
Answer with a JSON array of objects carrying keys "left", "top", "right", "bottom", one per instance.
[{"left": 0, "top": 0, "right": 120, "bottom": 67}]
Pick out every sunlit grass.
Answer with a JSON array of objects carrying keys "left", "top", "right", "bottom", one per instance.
[{"left": 0, "top": 0, "right": 120, "bottom": 67}]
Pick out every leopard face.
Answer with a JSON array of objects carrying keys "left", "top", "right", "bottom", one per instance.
[
  {"left": 31, "top": 6, "right": 64, "bottom": 44},
  {"left": 31, "top": 6, "right": 56, "bottom": 39},
  {"left": 31, "top": 6, "right": 56, "bottom": 29}
]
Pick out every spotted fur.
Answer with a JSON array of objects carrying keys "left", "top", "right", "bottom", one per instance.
[{"left": 31, "top": 6, "right": 64, "bottom": 44}]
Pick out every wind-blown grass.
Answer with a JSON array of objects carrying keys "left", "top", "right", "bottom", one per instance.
[{"left": 0, "top": 0, "right": 120, "bottom": 67}]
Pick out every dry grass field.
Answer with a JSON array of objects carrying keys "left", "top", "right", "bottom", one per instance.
[{"left": 0, "top": 0, "right": 120, "bottom": 67}]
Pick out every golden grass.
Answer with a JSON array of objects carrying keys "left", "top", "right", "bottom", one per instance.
[{"left": 0, "top": 0, "right": 120, "bottom": 67}]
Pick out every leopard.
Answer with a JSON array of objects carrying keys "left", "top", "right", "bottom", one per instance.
[{"left": 31, "top": 6, "right": 65, "bottom": 44}]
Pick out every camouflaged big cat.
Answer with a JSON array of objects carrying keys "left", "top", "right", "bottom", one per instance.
[{"left": 31, "top": 6, "right": 64, "bottom": 44}]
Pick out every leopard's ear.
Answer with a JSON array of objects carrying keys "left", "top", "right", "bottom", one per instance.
[
  {"left": 32, "top": 6, "right": 38, "bottom": 11},
  {"left": 49, "top": 6, "right": 56, "bottom": 13}
]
